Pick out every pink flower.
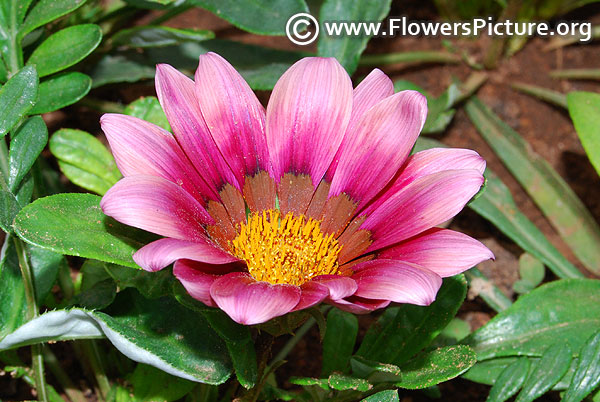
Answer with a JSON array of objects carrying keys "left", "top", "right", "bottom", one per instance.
[{"left": 100, "top": 53, "right": 493, "bottom": 325}]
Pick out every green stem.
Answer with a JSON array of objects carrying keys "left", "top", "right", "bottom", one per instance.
[
  {"left": 13, "top": 237, "right": 49, "bottom": 402},
  {"left": 270, "top": 317, "right": 316, "bottom": 365},
  {"left": 359, "top": 51, "right": 461, "bottom": 67},
  {"left": 550, "top": 69, "right": 600, "bottom": 81},
  {"left": 81, "top": 340, "right": 111, "bottom": 401},
  {"left": 43, "top": 346, "right": 87, "bottom": 402},
  {"left": 7, "top": 2, "right": 22, "bottom": 76}
]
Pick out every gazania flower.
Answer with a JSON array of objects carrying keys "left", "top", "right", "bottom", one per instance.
[{"left": 100, "top": 52, "right": 493, "bottom": 325}]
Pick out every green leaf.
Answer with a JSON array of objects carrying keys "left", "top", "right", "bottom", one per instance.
[
  {"left": 0, "top": 190, "right": 20, "bottom": 233},
  {"left": 112, "top": 26, "right": 214, "bottom": 48},
  {"left": 73, "top": 262, "right": 117, "bottom": 309},
  {"left": 226, "top": 340, "right": 257, "bottom": 389},
  {"left": 322, "top": 307, "right": 358, "bottom": 376},
  {"left": 466, "top": 98, "right": 600, "bottom": 274},
  {"left": 486, "top": 358, "right": 530, "bottom": 402},
  {"left": 0, "top": 239, "right": 28, "bottom": 339},
  {"left": 567, "top": 91, "right": 600, "bottom": 176},
  {"left": 318, "top": 0, "right": 391, "bottom": 74},
  {"left": 463, "top": 279, "right": 600, "bottom": 360},
  {"left": 8, "top": 116, "right": 48, "bottom": 192},
  {"left": 28, "top": 245, "right": 63, "bottom": 305},
  {"left": 124, "top": 96, "right": 170, "bottom": 131},
  {"left": 27, "top": 24, "right": 102, "bottom": 77},
  {"left": 514, "top": 343, "right": 572, "bottom": 402},
  {"left": 187, "top": 0, "right": 309, "bottom": 36},
  {"left": 31, "top": 72, "right": 91, "bottom": 114},
  {"left": 328, "top": 372, "right": 372, "bottom": 392},
  {"left": 414, "top": 137, "right": 581, "bottom": 280},
  {"left": 0, "top": 65, "right": 38, "bottom": 138},
  {"left": 550, "top": 69, "right": 600, "bottom": 81},
  {"left": 514, "top": 253, "right": 545, "bottom": 294},
  {"left": 49, "top": 128, "right": 121, "bottom": 195},
  {"left": 105, "top": 263, "right": 173, "bottom": 299},
  {"left": 0, "top": 290, "right": 232, "bottom": 384},
  {"left": 13, "top": 193, "right": 153, "bottom": 268},
  {"left": 19, "top": 0, "right": 86, "bottom": 38},
  {"left": 396, "top": 345, "right": 477, "bottom": 389},
  {"left": 511, "top": 82, "right": 567, "bottom": 109},
  {"left": 562, "top": 330, "right": 600, "bottom": 402},
  {"left": 361, "top": 390, "right": 399, "bottom": 402},
  {"left": 129, "top": 363, "right": 196, "bottom": 401},
  {"left": 88, "top": 52, "right": 157, "bottom": 88},
  {"left": 356, "top": 275, "right": 467, "bottom": 365}
]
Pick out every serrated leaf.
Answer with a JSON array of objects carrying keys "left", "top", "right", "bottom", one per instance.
[
  {"left": 486, "top": 358, "right": 530, "bottom": 402},
  {"left": 129, "top": 363, "right": 196, "bottom": 401},
  {"left": 31, "top": 72, "right": 91, "bottom": 114},
  {"left": 396, "top": 345, "right": 477, "bottom": 389},
  {"left": 0, "top": 65, "right": 38, "bottom": 138},
  {"left": 27, "top": 24, "right": 102, "bottom": 77},
  {"left": 0, "top": 290, "right": 232, "bottom": 384},
  {"left": 562, "top": 330, "right": 600, "bottom": 402},
  {"left": 19, "top": 0, "right": 86, "bottom": 38},
  {"left": 187, "top": 0, "right": 309, "bottom": 36},
  {"left": 14, "top": 193, "right": 154, "bottom": 268},
  {"left": 514, "top": 343, "right": 571, "bottom": 402},
  {"left": 464, "top": 279, "right": 600, "bottom": 360},
  {"left": 8, "top": 115, "right": 47, "bottom": 192},
  {"left": 567, "top": 91, "right": 600, "bottom": 176},
  {"left": 49, "top": 128, "right": 121, "bottom": 195},
  {"left": 322, "top": 308, "right": 358, "bottom": 376},
  {"left": 0, "top": 190, "right": 20, "bottom": 233},
  {"left": 112, "top": 26, "right": 214, "bottom": 48},
  {"left": 124, "top": 96, "right": 170, "bottom": 131},
  {"left": 357, "top": 275, "right": 467, "bottom": 365},
  {"left": 318, "top": 0, "right": 391, "bottom": 74},
  {"left": 466, "top": 97, "right": 600, "bottom": 274}
]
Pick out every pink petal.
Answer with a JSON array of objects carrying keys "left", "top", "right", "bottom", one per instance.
[
  {"left": 195, "top": 53, "right": 269, "bottom": 183},
  {"left": 266, "top": 57, "right": 352, "bottom": 187},
  {"left": 101, "top": 175, "right": 212, "bottom": 241},
  {"left": 101, "top": 114, "right": 213, "bottom": 202},
  {"left": 155, "top": 64, "right": 238, "bottom": 195},
  {"left": 210, "top": 272, "right": 301, "bottom": 325},
  {"left": 312, "top": 275, "right": 358, "bottom": 300},
  {"left": 133, "top": 237, "right": 238, "bottom": 272},
  {"left": 362, "top": 169, "right": 484, "bottom": 252},
  {"left": 363, "top": 148, "right": 486, "bottom": 216},
  {"left": 293, "top": 281, "right": 329, "bottom": 311},
  {"left": 328, "top": 296, "right": 390, "bottom": 314},
  {"left": 326, "top": 69, "right": 394, "bottom": 182},
  {"left": 173, "top": 260, "right": 220, "bottom": 307},
  {"left": 329, "top": 90, "right": 427, "bottom": 209},
  {"left": 379, "top": 228, "right": 494, "bottom": 277},
  {"left": 351, "top": 260, "right": 442, "bottom": 306}
]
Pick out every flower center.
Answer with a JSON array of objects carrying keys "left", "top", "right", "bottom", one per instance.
[{"left": 230, "top": 210, "right": 342, "bottom": 286}]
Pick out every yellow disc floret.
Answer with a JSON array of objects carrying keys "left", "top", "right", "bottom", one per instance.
[{"left": 231, "top": 210, "right": 342, "bottom": 286}]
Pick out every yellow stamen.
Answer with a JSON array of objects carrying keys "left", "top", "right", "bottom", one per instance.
[{"left": 230, "top": 210, "right": 342, "bottom": 286}]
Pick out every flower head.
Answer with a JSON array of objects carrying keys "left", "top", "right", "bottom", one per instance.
[{"left": 100, "top": 52, "right": 493, "bottom": 325}]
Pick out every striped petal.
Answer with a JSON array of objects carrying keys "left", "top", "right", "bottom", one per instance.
[
  {"left": 328, "top": 296, "right": 390, "bottom": 314},
  {"left": 155, "top": 64, "right": 238, "bottom": 197},
  {"left": 329, "top": 90, "right": 427, "bottom": 209},
  {"left": 363, "top": 148, "right": 486, "bottom": 216},
  {"left": 173, "top": 260, "right": 220, "bottom": 307},
  {"left": 195, "top": 52, "right": 268, "bottom": 183},
  {"left": 378, "top": 228, "right": 494, "bottom": 277},
  {"left": 133, "top": 238, "right": 238, "bottom": 272},
  {"left": 362, "top": 169, "right": 484, "bottom": 252},
  {"left": 210, "top": 272, "right": 301, "bottom": 325},
  {"left": 101, "top": 175, "right": 212, "bottom": 241},
  {"left": 312, "top": 275, "right": 358, "bottom": 300},
  {"left": 351, "top": 260, "right": 442, "bottom": 306},
  {"left": 101, "top": 113, "right": 212, "bottom": 202},
  {"left": 326, "top": 69, "right": 394, "bottom": 181},
  {"left": 293, "top": 281, "right": 329, "bottom": 311},
  {"left": 266, "top": 57, "right": 352, "bottom": 187}
]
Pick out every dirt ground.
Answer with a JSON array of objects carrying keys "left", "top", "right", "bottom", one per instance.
[{"left": 4, "top": 1, "right": 600, "bottom": 401}]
